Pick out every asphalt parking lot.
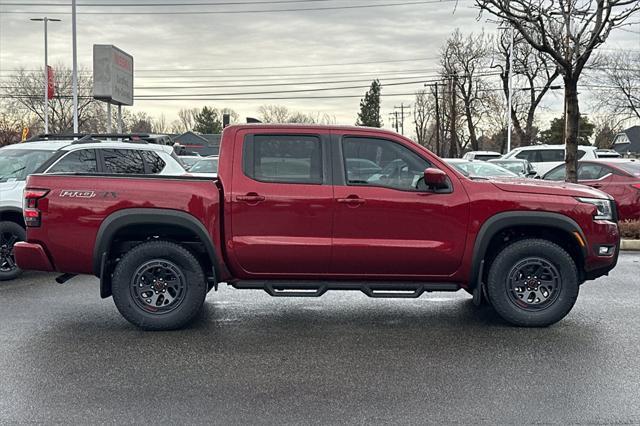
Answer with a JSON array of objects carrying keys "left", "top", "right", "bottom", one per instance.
[{"left": 1, "top": 253, "right": 639, "bottom": 424}]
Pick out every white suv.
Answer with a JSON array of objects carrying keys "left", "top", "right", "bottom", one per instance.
[
  {"left": 0, "top": 135, "right": 186, "bottom": 280},
  {"left": 502, "top": 145, "right": 620, "bottom": 175}
]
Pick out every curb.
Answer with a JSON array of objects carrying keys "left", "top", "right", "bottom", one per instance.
[{"left": 621, "top": 239, "right": 640, "bottom": 251}]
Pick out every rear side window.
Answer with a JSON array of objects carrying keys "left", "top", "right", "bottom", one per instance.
[
  {"left": 102, "top": 149, "right": 145, "bottom": 174},
  {"left": 578, "top": 163, "right": 612, "bottom": 180},
  {"left": 538, "top": 150, "right": 564, "bottom": 162},
  {"left": 616, "top": 162, "right": 640, "bottom": 177},
  {"left": 140, "top": 150, "right": 166, "bottom": 174},
  {"left": 243, "top": 135, "right": 323, "bottom": 184},
  {"left": 48, "top": 149, "right": 98, "bottom": 174}
]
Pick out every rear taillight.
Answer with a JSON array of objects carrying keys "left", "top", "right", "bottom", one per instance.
[
  {"left": 632, "top": 183, "right": 640, "bottom": 191},
  {"left": 23, "top": 188, "right": 49, "bottom": 227}
]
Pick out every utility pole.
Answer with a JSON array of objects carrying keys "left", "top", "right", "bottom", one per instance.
[
  {"left": 71, "top": 0, "right": 79, "bottom": 133},
  {"left": 393, "top": 103, "right": 411, "bottom": 135},
  {"left": 433, "top": 82, "right": 441, "bottom": 157},
  {"left": 30, "top": 17, "right": 61, "bottom": 134},
  {"left": 449, "top": 74, "right": 458, "bottom": 158},
  {"left": 507, "top": 25, "right": 514, "bottom": 153}
]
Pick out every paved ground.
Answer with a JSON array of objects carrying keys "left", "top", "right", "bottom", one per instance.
[{"left": 1, "top": 253, "right": 639, "bottom": 424}]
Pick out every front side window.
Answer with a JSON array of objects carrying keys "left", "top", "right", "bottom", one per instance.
[
  {"left": 342, "top": 137, "right": 431, "bottom": 191},
  {"left": 102, "top": 149, "right": 145, "bottom": 174},
  {"left": 543, "top": 165, "right": 566, "bottom": 181},
  {"left": 243, "top": 135, "right": 323, "bottom": 184},
  {"left": 48, "top": 149, "right": 98, "bottom": 174}
]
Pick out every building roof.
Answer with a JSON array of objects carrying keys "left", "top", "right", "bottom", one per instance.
[{"left": 614, "top": 125, "right": 640, "bottom": 153}]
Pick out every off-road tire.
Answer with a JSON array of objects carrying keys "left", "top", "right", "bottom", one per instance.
[
  {"left": 486, "top": 238, "right": 579, "bottom": 327},
  {"left": 0, "top": 221, "right": 25, "bottom": 281},
  {"left": 112, "top": 240, "right": 207, "bottom": 330}
]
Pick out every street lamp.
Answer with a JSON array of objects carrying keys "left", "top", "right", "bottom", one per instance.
[{"left": 30, "top": 17, "right": 61, "bottom": 134}]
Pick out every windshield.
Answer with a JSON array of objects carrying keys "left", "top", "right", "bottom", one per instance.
[
  {"left": 0, "top": 149, "right": 56, "bottom": 183},
  {"left": 449, "top": 161, "right": 519, "bottom": 178},
  {"left": 492, "top": 161, "right": 525, "bottom": 174},
  {"left": 179, "top": 156, "right": 200, "bottom": 168},
  {"left": 474, "top": 154, "right": 502, "bottom": 161},
  {"left": 189, "top": 158, "right": 218, "bottom": 173}
]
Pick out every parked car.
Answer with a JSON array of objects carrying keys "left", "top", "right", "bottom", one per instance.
[
  {"left": 462, "top": 151, "right": 502, "bottom": 161},
  {"left": 542, "top": 159, "right": 640, "bottom": 220},
  {"left": 502, "top": 145, "right": 621, "bottom": 176},
  {"left": 0, "top": 134, "right": 185, "bottom": 281},
  {"left": 176, "top": 155, "right": 201, "bottom": 169},
  {"left": 488, "top": 159, "right": 538, "bottom": 177},
  {"left": 16, "top": 125, "right": 619, "bottom": 330},
  {"left": 188, "top": 156, "right": 219, "bottom": 176},
  {"left": 445, "top": 159, "right": 520, "bottom": 178}
]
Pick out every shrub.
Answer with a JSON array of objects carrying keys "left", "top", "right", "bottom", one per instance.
[{"left": 619, "top": 220, "right": 640, "bottom": 240}]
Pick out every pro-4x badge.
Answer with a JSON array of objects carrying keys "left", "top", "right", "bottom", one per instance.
[
  {"left": 60, "top": 190, "right": 95, "bottom": 198},
  {"left": 59, "top": 190, "right": 117, "bottom": 198}
]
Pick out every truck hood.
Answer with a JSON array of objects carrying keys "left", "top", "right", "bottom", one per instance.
[{"left": 489, "top": 178, "right": 611, "bottom": 199}]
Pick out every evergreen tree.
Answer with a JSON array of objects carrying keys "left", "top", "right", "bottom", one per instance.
[
  {"left": 356, "top": 80, "right": 382, "bottom": 127},
  {"left": 193, "top": 106, "right": 222, "bottom": 134},
  {"left": 540, "top": 115, "right": 594, "bottom": 146}
]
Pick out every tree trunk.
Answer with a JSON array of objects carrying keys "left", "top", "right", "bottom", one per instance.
[
  {"left": 465, "top": 104, "right": 478, "bottom": 151},
  {"left": 564, "top": 77, "right": 580, "bottom": 183}
]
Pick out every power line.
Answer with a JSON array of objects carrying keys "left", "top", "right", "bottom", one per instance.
[
  {"left": 0, "top": 0, "right": 457, "bottom": 14},
  {"left": 1, "top": 0, "right": 414, "bottom": 5}
]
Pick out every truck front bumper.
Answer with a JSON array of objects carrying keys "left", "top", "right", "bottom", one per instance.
[{"left": 14, "top": 242, "right": 54, "bottom": 272}]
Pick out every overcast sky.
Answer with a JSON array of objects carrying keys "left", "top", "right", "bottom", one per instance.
[{"left": 1, "top": 0, "right": 639, "bottom": 133}]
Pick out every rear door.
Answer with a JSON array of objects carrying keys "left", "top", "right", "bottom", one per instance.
[
  {"left": 331, "top": 132, "right": 469, "bottom": 278},
  {"left": 577, "top": 162, "right": 614, "bottom": 191},
  {"left": 228, "top": 130, "right": 334, "bottom": 277}
]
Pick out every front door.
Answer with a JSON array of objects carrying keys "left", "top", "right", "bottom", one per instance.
[
  {"left": 331, "top": 134, "right": 469, "bottom": 278},
  {"left": 229, "top": 131, "right": 333, "bottom": 277}
]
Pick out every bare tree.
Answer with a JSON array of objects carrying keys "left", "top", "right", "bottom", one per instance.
[
  {"left": 476, "top": 0, "right": 640, "bottom": 182},
  {"left": 4, "top": 66, "right": 100, "bottom": 133},
  {"left": 492, "top": 31, "right": 561, "bottom": 147},
  {"left": 591, "top": 51, "right": 640, "bottom": 121},
  {"left": 153, "top": 114, "right": 169, "bottom": 133},
  {"left": 413, "top": 89, "right": 435, "bottom": 148},
  {"left": 258, "top": 105, "right": 291, "bottom": 123},
  {"left": 441, "top": 29, "right": 493, "bottom": 152},
  {"left": 220, "top": 108, "right": 240, "bottom": 125},
  {"left": 176, "top": 108, "right": 198, "bottom": 132}
]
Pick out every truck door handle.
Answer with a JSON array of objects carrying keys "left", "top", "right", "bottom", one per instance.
[
  {"left": 337, "top": 196, "right": 365, "bottom": 206},
  {"left": 236, "top": 193, "right": 265, "bottom": 203}
]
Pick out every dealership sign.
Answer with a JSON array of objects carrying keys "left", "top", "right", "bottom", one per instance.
[{"left": 92, "top": 45, "right": 134, "bottom": 106}]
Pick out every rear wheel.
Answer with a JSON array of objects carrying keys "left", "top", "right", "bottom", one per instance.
[
  {"left": 0, "top": 221, "right": 25, "bottom": 281},
  {"left": 111, "top": 240, "right": 207, "bottom": 330},
  {"left": 486, "top": 239, "right": 579, "bottom": 327}
]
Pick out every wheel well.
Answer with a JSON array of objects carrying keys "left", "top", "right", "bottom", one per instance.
[
  {"left": 481, "top": 225, "right": 585, "bottom": 285},
  {"left": 107, "top": 224, "right": 214, "bottom": 274},
  {"left": 0, "top": 210, "right": 25, "bottom": 228}
]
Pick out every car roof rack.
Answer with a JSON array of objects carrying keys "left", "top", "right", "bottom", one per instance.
[{"left": 26, "top": 133, "right": 151, "bottom": 144}]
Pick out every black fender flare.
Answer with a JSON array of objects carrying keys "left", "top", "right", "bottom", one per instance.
[
  {"left": 93, "top": 208, "right": 219, "bottom": 298},
  {"left": 0, "top": 207, "right": 26, "bottom": 227},
  {"left": 469, "top": 211, "right": 587, "bottom": 290}
]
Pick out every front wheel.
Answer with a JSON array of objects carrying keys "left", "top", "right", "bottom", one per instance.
[
  {"left": 111, "top": 240, "right": 207, "bottom": 330},
  {"left": 486, "top": 239, "right": 579, "bottom": 327},
  {"left": 0, "top": 221, "right": 26, "bottom": 281}
]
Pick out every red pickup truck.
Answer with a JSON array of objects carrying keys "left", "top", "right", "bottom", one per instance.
[{"left": 15, "top": 125, "right": 620, "bottom": 330}]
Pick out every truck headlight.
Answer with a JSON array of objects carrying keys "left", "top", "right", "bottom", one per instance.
[{"left": 576, "top": 197, "right": 613, "bottom": 221}]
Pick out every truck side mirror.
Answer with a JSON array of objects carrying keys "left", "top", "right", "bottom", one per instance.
[{"left": 423, "top": 168, "right": 450, "bottom": 191}]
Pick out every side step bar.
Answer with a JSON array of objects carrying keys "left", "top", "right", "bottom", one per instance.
[{"left": 231, "top": 281, "right": 460, "bottom": 298}]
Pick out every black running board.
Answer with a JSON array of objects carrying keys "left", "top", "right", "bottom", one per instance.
[{"left": 230, "top": 281, "right": 460, "bottom": 298}]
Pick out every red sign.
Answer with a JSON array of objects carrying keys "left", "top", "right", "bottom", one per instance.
[{"left": 47, "top": 66, "right": 55, "bottom": 99}]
